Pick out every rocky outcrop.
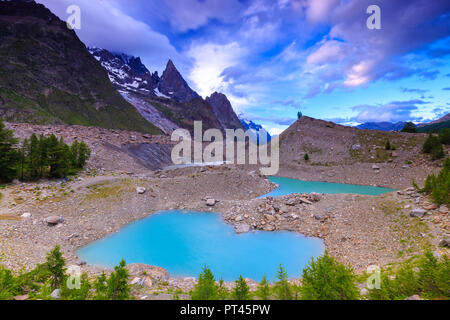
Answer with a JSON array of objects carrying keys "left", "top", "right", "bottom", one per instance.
[
  {"left": 158, "top": 60, "right": 199, "bottom": 103},
  {"left": 127, "top": 263, "right": 170, "bottom": 282},
  {"left": 206, "top": 92, "right": 243, "bottom": 130}
]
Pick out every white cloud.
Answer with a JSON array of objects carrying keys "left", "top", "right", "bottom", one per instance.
[
  {"left": 307, "top": 40, "right": 344, "bottom": 65},
  {"left": 187, "top": 42, "right": 247, "bottom": 98}
]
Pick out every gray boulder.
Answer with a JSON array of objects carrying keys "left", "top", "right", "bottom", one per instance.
[
  {"left": 45, "top": 216, "right": 63, "bottom": 226},
  {"left": 410, "top": 208, "right": 427, "bottom": 218},
  {"left": 439, "top": 238, "right": 450, "bottom": 248},
  {"left": 235, "top": 223, "right": 250, "bottom": 234}
]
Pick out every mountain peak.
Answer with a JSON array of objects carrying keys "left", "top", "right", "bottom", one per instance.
[
  {"left": 158, "top": 59, "right": 199, "bottom": 102},
  {"left": 166, "top": 59, "right": 176, "bottom": 70},
  {"left": 206, "top": 92, "right": 243, "bottom": 130}
]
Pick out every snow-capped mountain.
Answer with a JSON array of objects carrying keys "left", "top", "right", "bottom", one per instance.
[
  {"left": 240, "top": 117, "right": 272, "bottom": 144},
  {"left": 89, "top": 47, "right": 159, "bottom": 97},
  {"left": 89, "top": 47, "right": 242, "bottom": 133}
]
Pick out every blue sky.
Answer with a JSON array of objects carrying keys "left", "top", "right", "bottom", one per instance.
[{"left": 38, "top": 0, "right": 450, "bottom": 135}]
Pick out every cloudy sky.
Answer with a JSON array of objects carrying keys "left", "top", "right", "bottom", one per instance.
[{"left": 38, "top": 0, "right": 450, "bottom": 135}]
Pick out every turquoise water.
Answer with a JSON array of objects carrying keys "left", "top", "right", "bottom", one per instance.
[
  {"left": 261, "top": 176, "right": 396, "bottom": 198},
  {"left": 77, "top": 211, "right": 324, "bottom": 281}
]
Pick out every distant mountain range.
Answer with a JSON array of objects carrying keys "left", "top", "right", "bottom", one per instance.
[
  {"left": 356, "top": 122, "right": 406, "bottom": 131},
  {"left": 356, "top": 113, "right": 450, "bottom": 132}
]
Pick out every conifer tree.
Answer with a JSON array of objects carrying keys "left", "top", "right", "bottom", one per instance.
[
  {"left": 232, "top": 275, "right": 251, "bottom": 300},
  {"left": 0, "top": 120, "right": 19, "bottom": 182},
  {"left": 106, "top": 259, "right": 130, "bottom": 300},
  {"left": 45, "top": 245, "right": 66, "bottom": 290},
  {"left": 256, "top": 275, "right": 270, "bottom": 300},
  {"left": 190, "top": 266, "right": 218, "bottom": 300},
  {"left": 273, "top": 265, "right": 293, "bottom": 300}
]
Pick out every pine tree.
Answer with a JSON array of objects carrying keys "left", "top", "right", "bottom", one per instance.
[
  {"left": 19, "top": 138, "right": 29, "bottom": 181},
  {"left": 107, "top": 259, "right": 130, "bottom": 300},
  {"left": 232, "top": 275, "right": 251, "bottom": 300},
  {"left": 385, "top": 139, "right": 391, "bottom": 150},
  {"left": 0, "top": 120, "right": 19, "bottom": 182},
  {"left": 256, "top": 275, "right": 270, "bottom": 300},
  {"left": 28, "top": 133, "right": 41, "bottom": 180},
  {"left": 273, "top": 265, "right": 293, "bottom": 300},
  {"left": 190, "top": 266, "right": 218, "bottom": 300},
  {"left": 77, "top": 141, "right": 91, "bottom": 168},
  {"left": 38, "top": 134, "right": 48, "bottom": 177},
  {"left": 217, "top": 278, "right": 229, "bottom": 300},
  {"left": 93, "top": 272, "right": 108, "bottom": 300},
  {"left": 45, "top": 245, "right": 66, "bottom": 290},
  {"left": 401, "top": 122, "right": 417, "bottom": 133},
  {"left": 299, "top": 251, "right": 359, "bottom": 300}
]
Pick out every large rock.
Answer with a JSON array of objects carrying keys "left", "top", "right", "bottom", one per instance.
[
  {"left": 50, "top": 289, "right": 61, "bottom": 299},
  {"left": 45, "top": 216, "right": 63, "bottom": 225},
  {"left": 21, "top": 212, "right": 31, "bottom": 219},
  {"left": 439, "top": 238, "right": 450, "bottom": 248},
  {"left": 410, "top": 208, "right": 427, "bottom": 218},
  {"left": 136, "top": 187, "right": 146, "bottom": 194},
  {"left": 235, "top": 223, "right": 250, "bottom": 234},
  {"left": 126, "top": 263, "right": 169, "bottom": 282}
]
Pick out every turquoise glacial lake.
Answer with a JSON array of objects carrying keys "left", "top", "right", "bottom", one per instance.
[
  {"left": 77, "top": 210, "right": 324, "bottom": 281},
  {"left": 261, "top": 176, "right": 396, "bottom": 198}
]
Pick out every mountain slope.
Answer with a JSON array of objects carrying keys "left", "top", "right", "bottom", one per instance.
[
  {"left": 417, "top": 113, "right": 450, "bottom": 128},
  {"left": 0, "top": 0, "right": 161, "bottom": 134}
]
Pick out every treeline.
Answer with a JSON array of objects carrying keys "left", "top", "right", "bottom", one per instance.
[
  {"left": 1, "top": 248, "right": 448, "bottom": 300},
  {"left": 419, "top": 158, "right": 450, "bottom": 206},
  {"left": 189, "top": 251, "right": 449, "bottom": 300},
  {"left": 422, "top": 131, "right": 449, "bottom": 160},
  {"left": 0, "top": 120, "right": 90, "bottom": 182},
  {"left": 0, "top": 246, "right": 130, "bottom": 300}
]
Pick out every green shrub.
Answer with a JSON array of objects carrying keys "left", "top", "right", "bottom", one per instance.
[
  {"left": 190, "top": 266, "right": 218, "bottom": 300},
  {"left": 304, "top": 153, "right": 309, "bottom": 161},
  {"left": 300, "top": 252, "right": 359, "bottom": 300},
  {"left": 368, "top": 251, "right": 449, "bottom": 300},
  {"left": 0, "top": 266, "right": 19, "bottom": 300},
  {"left": 385, "top": 139, "right": 391, "bottom": 150}
]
